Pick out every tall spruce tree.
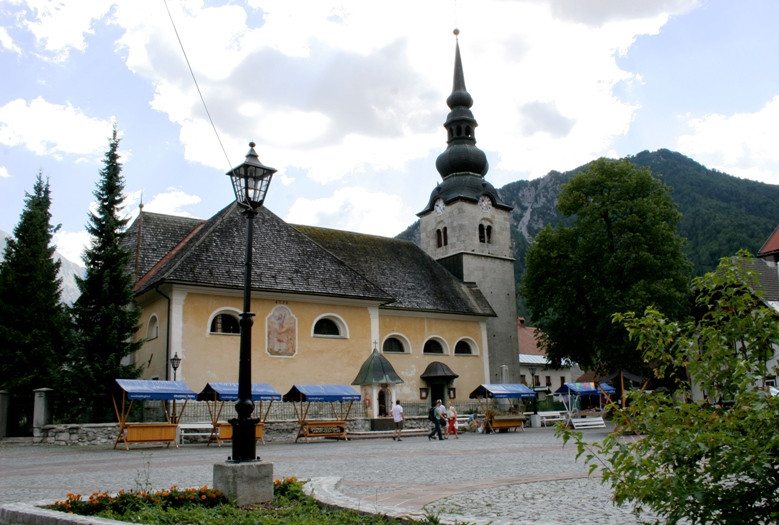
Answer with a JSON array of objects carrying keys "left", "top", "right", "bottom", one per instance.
[
  {"left": 70, "top": 128, "right": 142, "bottom": 422},
  {"left": 0, "top": 173, "right": 71, "bottom": 433}
]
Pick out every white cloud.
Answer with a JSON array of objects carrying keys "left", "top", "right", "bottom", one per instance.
[
  {"left": 0, "top": 166, "right": 9, "bottom": 179},
  {"left": 677, "top": 95, "right": 779, "bottom": 184},
  {"left": 0, "top": 26, "right": 21, "bottom": 54},
  {"left": 0, "top": 97, "right": 114, "bottom": 160},
  {"left": 286, "top": 186, "right": 411, "bottom": 237},
  {"left": 110, "top": 0, "right": 687, "bottom": 187},
  {"left": 143, "top": 188, "right": 202, "bottom": 216},
  {"left": 53, "top": 229, "right": 90, "bottom": 266},
  {"left": 23, "top": 0, "right": 114, "bottom": 61}
]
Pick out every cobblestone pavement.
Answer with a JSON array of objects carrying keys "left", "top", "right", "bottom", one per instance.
[{"left": 0, "top": 426, "right": 655, "bottom": 524}]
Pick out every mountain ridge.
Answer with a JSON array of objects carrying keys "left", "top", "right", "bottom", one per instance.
[{"left": 397, "top": 149, "right": 779, "bottom": 315}]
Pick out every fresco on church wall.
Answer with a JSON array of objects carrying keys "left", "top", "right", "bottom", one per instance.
[{"left": 267, "top": 305, "right": 297, "bottom": 357}]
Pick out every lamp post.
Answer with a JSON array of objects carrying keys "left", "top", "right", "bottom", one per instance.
[
  {"left": 528, "top": 366, "right": 538, "bottom": 415},
  {"left": 170, "top": 353, "right": 181, "bottom": 381},
  {"left": 169, "top": 353, "right": 182, "bottom": 423},
  {"left": 226, "top": 142, "right": 276, "bottom": 463}
]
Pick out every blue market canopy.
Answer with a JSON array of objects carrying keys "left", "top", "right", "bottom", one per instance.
[
  {"left": 283, "top": 384, "right": 361, "bottom": 402},
  {"left": 113, "top": 379, "right": 196, "bottom": 400},
  {"left": 197, "top": 382, "right": 281, "bottom": 402},
  {"left": 554, "top": 382, "right": 616, "bottom": 396},
  {"left": 469, "top": 383, "right": 537, "bottom": 399}
]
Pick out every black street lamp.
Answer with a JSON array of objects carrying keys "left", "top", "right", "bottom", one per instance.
[
  {"left": 226, "top": 142, "right": 276, "bottom": 463},
  {"left": 528, "top": 366, "right": 538, "bottom": 415},
  {"left": 169, "top": 353, "right": 182, "bottom": 423},
  {"left": 170, "top": 353, "right": 181, "bottom": 381}
]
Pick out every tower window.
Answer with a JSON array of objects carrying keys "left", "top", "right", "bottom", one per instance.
[
  {"left": 436, "top": 229, "right": 443, "bottom": 248},
  {"left": 443, "top": 227, "right": 448, "bottom": 246},
  {"left": 479, "top": 224, "right": 492, "bottom": 244}
]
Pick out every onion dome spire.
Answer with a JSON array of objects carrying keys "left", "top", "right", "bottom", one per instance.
[{"left": 435, "top": 28, "right": 489, "bottom": 179}]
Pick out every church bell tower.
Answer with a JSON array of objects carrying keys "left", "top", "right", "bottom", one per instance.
[{"left": 418, "top": 30, "right": 519, "bottom": 384}]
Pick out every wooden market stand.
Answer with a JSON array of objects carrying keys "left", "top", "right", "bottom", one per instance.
[
  {"left": 469, "top": 383, "right": 537, "bottom": 432},
  {"left": 553, "top": 382, "right": 616, "bottom": 429},
  {"left": 112, "top": 379, "right": 196, "bottom": 450},
  {"left": 282, "top": 384, "right": 361, "bottom": 443},
  {"left": 196, "top": 382, "right": 281, "bottom": 446}
]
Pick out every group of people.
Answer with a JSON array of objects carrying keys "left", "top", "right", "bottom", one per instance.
[
  {"left": 428, "top": 399, "right": 459, "bottom": 441},
  {"left": 389, "top": 398, "right": 460, "bottom": 441}
]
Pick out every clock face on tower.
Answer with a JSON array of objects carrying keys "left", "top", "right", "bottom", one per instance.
[
  {"left": 478, "top": 195, "right": 492, "bottom": 212},
  {"left": 434, "top": 198, "right": 446, "bottom": 215}
]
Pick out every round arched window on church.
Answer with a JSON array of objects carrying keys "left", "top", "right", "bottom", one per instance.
[
  {"left": 423, "top": 340, "right": 444, "bottom": 354},
  {"left": 383, "top": 337, "right": 405, "bottom": 353},
  {"left": 454, "top": 341, "right": 472, "bottom": 355}
]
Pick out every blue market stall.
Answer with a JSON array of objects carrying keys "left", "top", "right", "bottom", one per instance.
[
  {"left": 553, "top": 382, "right": 616, "bottom": 429},
  {"left": 196, "top": 382, "right": 281, "bottom": 446},
  {"left": 282, "top": 385, "right": 361, "bottom": 443},
  {"left": 112, "top": 379, "right": 196, "bottom": 450},
  {"left": 469, "top": 383, "right": 536, "bottom": 432}
]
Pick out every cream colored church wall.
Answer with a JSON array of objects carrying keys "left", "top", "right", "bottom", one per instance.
[
  {"left": 148, "top": 290, "right": 376, "bottom": 394},
  {"left": 133, "top": 289, "right": 489, "bottom": 402},
  {"left": 133, "top": 292, "right": 170, "bottom": 381},
  {"left": 378, "top": 314, "right": 486, "bottom": 400}
]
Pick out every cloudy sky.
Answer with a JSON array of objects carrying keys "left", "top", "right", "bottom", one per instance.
[{"left": 2, "top": 0, "right": 778, "bottom": 264}]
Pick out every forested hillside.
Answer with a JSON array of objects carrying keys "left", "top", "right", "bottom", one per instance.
[{"left": 398, "top": 149, "right": 779, "bottom": 316}]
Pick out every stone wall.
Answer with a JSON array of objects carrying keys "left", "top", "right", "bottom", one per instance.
[{"left": 33, "top": 417, "right": 432, "bottom": 446}]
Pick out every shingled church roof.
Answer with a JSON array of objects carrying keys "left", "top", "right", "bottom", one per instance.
[
  {"left": 125, "top": 204, "right": 495, "bottom": 317},
  {"left": 293, "top": 224, "right": 495, "bottom": 316}
]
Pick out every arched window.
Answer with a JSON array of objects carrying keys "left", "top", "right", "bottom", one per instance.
[
  {"left": 436, "top": 229, "right": 443, "bottom": 248},
  {"left": 314, "top": 318, "right": 339, "bottom": 336},
  {"left": 383, "top": 337, "right": 405, "bottom": 353},
  {"left": 443, "top": 227, "right": 448, "bottom": 246},
  {"left": 210, "top": 312, "right": 240, "bottom": 334},
  {"left": 147, "top": 315, "right": 159, "bottom": 340},
  {"left": 478, "top": 224, "right": 485, "bottom": 243},
  {"left": 486, "top": 225, "right": 492, "bottom": 244},
  {"left": 423, "top": 339, "right": 444, "bottom": 354},
  {"left": 454, "top": 340, "right": 473, "bottom": 355},
  {"left": 311, "top": 314, "right": 347, "bottom": 339}
]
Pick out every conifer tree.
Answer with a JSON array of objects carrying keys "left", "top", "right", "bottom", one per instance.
[
  {"left": 0, "top": 173, "right": 71, "bottom": 433},
  {"left": 70, "top": 128, "right": 142, "bottom": 422}
]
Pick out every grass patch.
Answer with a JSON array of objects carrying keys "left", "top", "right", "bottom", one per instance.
[{"left": 48, "top": 477, "right": 455, "bottom": 524}]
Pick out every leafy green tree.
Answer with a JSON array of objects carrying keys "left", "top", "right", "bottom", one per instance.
[
  {"left": 521, "top": 157, "right": 691, "bottom": 374},
  {"left": 0, "top": 173, "right": 72, "bottom": 432},
  {"left": 567, "top": 253, "right": 779, "bottom": 524},
  {"left": 70, "top": 128, "right": 143, "bottom": 422}
]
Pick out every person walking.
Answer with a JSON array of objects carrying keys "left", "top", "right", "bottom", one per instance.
[
  {"left": 445, "top": 401, "right": 459, "bottom": 439},
  {"left": 428, "top": 399, "right": 445, "bottom": 441},
  {"left": 390, "top": 400, "right": 405, "bottom": 441}
]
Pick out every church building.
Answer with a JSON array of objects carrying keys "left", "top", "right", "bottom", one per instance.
[{"left": 124, "top": 34, "right": 520, "bottom": 416}]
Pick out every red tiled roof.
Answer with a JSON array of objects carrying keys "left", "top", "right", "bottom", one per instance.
[
  {"left": 758, "top": 224, "right": 779, "bottom": 257},
  {"left": 517, "top": 318, "right": 543, "bottom": 356}
]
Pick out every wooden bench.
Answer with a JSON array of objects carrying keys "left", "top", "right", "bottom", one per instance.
[
  {"left": 296, "top": 420, "right": 347, "bottom": 443},
  {"left": 538, "top": 411, "right": 566, "bottom": 427},
  {"left": 115, "top": 423, "right": 178, "bottom": 450},
  {"left": 210, "top": 422, "right": 265, "bottom": 446},
  {"left": 487, "top": 415, "right": 526, "bottom": 433}
]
